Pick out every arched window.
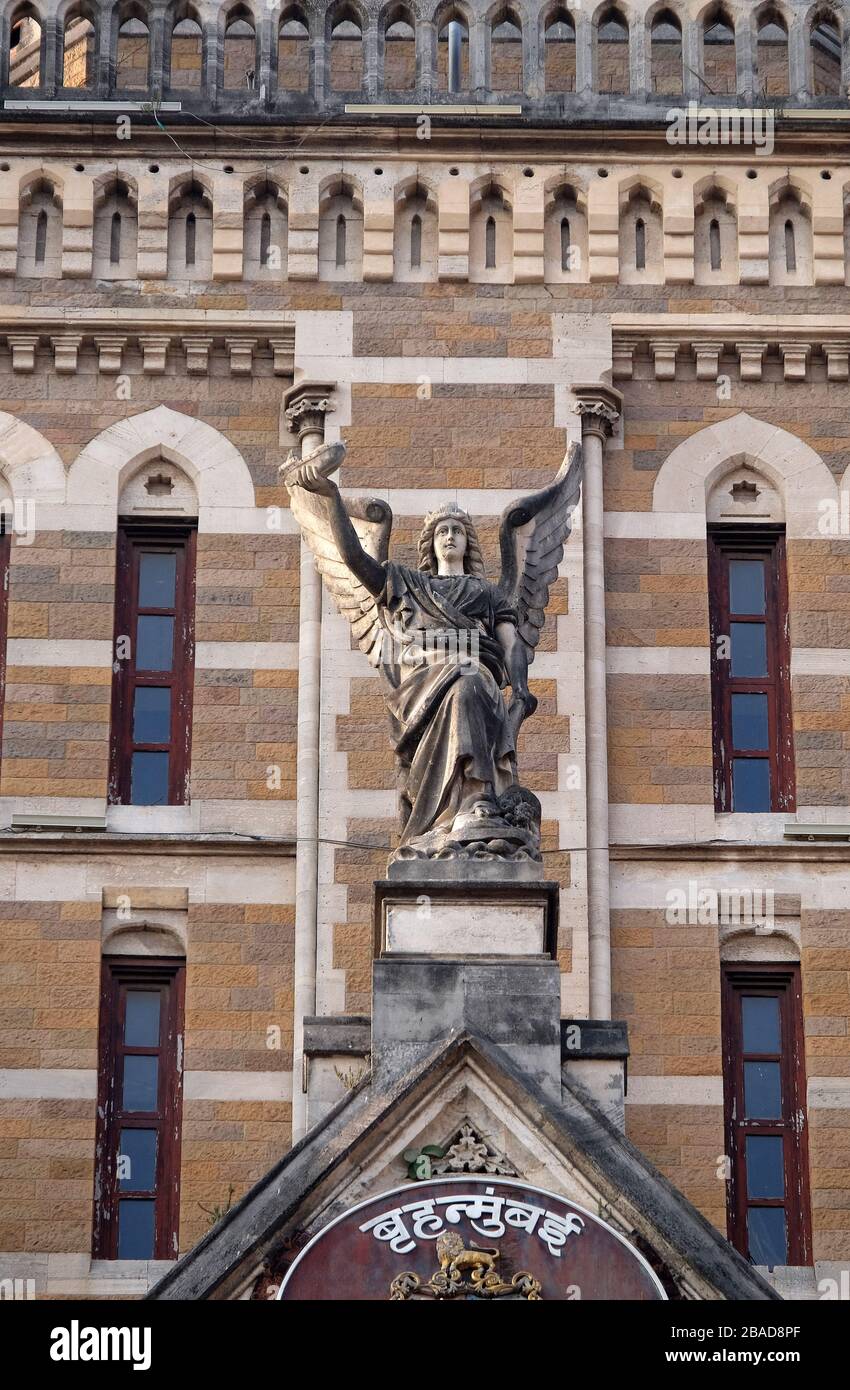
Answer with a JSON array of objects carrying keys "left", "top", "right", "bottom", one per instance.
[
  {"left": 35, "top": 208, "right": 47, "bottom": 263},
  {"left": 167, "top": 180, "right": 212, "bottom": 280},
  {"left": 116, "top": 9, "right": 150, "bottom": 91},
  {"left": 560, "top": 217, "right": 571, "bottom": 271},
  {"left": 330, "top": 7, "right": 363, "bottom": 92},
  {"left": 278, "top": 11, "right": 309, "bottom": 94},
  {"left": 63, "top": 10, "right": 96, "bottom": 89},
  {"left": 319, "top": 182, "right": 363, "bottom": 280},
  {"left": 709, "top": 218, "right": 721, "bottom": 271},
  {"left": 10, "top": 10, "right": 43, "bottom": 88},
  {"left": 757, "top": 11, "right": 789, "bottom": 98},
  {"left": 784, "top": 219, "right": 796, "bottom": 273},
  {"left": 544, "top": 185, "right": 587, "bottom": 281},
  {"left": 635, "top": 217, "right": 646, "bottom": 270},
  {"left": 485, "top": 215, "right": 497, "bottom": 268},
  {"left": 702, "top": 7, "right": 736, "bottom": 96},
  {"left": 490, "top": 11, "right": 523, "bottom": 93},
  {"left": 169, "top": 11, "right": 203, "bottom": 92},
  {"left": 410, "top": 213, "right": 422, "bottom": 268},
  {"left": 18, "top": 178, "right": 63, "bottom": 278},
  {"left": 393, "top": 186, "right": 437, "bottom": 282},
  {"left": 93, "top": 178, "right": 138, "bottom": 279},
  {"left": 244, "top": 180, "right": 288, "bottom": 280},
  {"left": 384, "top": 11, "right": 416, "bottom": 92},
  {"left": 223, "top": 8, "right": 256, "bottom": 91},
  {"left": 470, "top": 185, "right": 512, "bottom": 282},
  {"left": 596, "top": 8, "right": 629, "bottom": 95},
  {"left": 650, "top": 10, "right": 682, "bottom": 97},
  {"left": 544, "top": 10, "right": 576, "bottom": 94},
  {"left": 438, "top": 13, "right": 469, "bottom": 93},
  {"left": 619, "top": 186, "right": 663, "bottom": 283},
  {"left": 260, "top": 212, "right": 271, "bottom": 266},
  {"left": 811, "top": 12, "right": 841, "bottom": 96},
  {"left": 110, "top": 212, "right": 122, "bottom": 264}
]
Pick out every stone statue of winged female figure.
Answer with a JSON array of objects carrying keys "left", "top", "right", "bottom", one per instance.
[{"left": 283, "top": 442, "right": 582, "bottom": 865}]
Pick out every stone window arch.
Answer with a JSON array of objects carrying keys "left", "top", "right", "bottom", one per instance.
[
  {"left": 118, "top": 457, "right": 199, "bottom": 518},
  {"left": 17, "top": 174, "right": 63, "bottom": 278},
  {"left": 115, "top": 4, "right": 151, "bottom": 91},
  {"left": 488, "top": 6, "right": 523, "bottom": 93},
  {"left": 244, "top": 179, "right": 288, "bottom": 280},
  {"left": 92, "top": 176, "right": 139, "bottom": 280},
  {"left": 694, "top": 182, "right": 738, "bottom": 285},
  {"left": 618, "top": 182, "right": 663, "bottom": 284},
  {"left": 810, "top": 7, "right": 842, "bottom": 96},
  {"left": 222, "top": 3, "right": 258, "bottom": 93},
  {"left": 768, "top": 183, "right": 812, "bottom": 286},
  {"left": 544, "top": 182, "right": 588, "bottom": 281},
  {"left": 755, "top": 6, "right": 789, "bottom": 98},
  {"left": 649, "top": 7, "right": 683, "bottom": 96},
  {"left": 318, "top": 178, "right": 363, "bottom": 280},
  {"left": 167, "top": 178, "right": 213, "bottom": 282},
  {"left": 701, "top": 4, "right": 736, "bottom": 95},
  {"left": 543, "top": 6, "right": 576, "bottom": 94},
  {"left": 469, "top": 181, "right": 513, "bottom": 283},
  {"left": 393, "top": 182, "right": 437, "bottom": 283},
  {"left": 277, "top": 6, "right": 310, "bottom": 94},
  {"left": 329, "top": 2, "right": 364, "bottom": 92},
  {"left": 436, "top": 5, "right": 471, "bottom": 93},
  {"left": 595, "top": 5, "right": 630, "bottom": 95},
  {"left": 167, "top": 3, "right": 204, "bottom": 93},
  {"left": 9, "top": 5, "right": 43, "bottom": 88},
  {"left": 381, "top": 4, "right": 416, "bottom": 93},
  {"left": 61, "top": 2, "right": 97, "bottom": 89}
]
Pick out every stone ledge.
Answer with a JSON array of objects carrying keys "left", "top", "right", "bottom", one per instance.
[
  {"left": 303, "top": 1015, "right": 371, "bottom": 1058},
  {"left": 561, "top": 1018, "right": 630, "bottom": 1061}
]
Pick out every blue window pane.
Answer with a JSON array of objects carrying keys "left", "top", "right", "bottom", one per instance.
[
  {"left": 118, "top": 1199, "right": 156, "bottom": 1258},
  {"left": 746, "top": 1135, "right": 785, "bottom": 1199},
  {"left": 733, "top": 758, "right": 770, "bottom": 811},
  {"left": 124, "top": 991, "right": 160, "bottom": 1048},
  {"left": 136, "top": 615, "right": 174, "bottom": 672},
  {"left": 131, "top": 751, "right": 169, "bottom": 805},
  {"left": 729, "top": 560, "right": 766, "bottom": 615},
  {"left": 139, "top": 552, "right": 177, "bottom": 608},
  {"left": 747, "top": 1207, "right": 787, "bottom": 1268},
  {"left": 742, "top": 996, "right": 781, "bottom": 1053},
  {"left": 744, "top": 1061, "right": 782, "bottom": 1118},
  {"left": 118, "top": 1129, "right": 157, "bottom": 1192},
  {"left": 732, "top": 693, "right": 769, "bottom": 751},
  {"left": 133, "top": 687, "right": 171, "bottom": 744},
  {"left": 122, "top": 1055, "right": 158, "bottom": 1112},
  {"left": 730, "top": 622, "right": 767, "bottom": 677}
]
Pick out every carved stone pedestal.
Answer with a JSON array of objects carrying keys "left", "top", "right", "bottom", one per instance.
[{"left": 374, "top": 864, "right": 559, "bottom": 960}]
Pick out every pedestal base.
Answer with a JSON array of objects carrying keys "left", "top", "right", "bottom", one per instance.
[{"left": 373, "top": 877, "right": 559, "bottom": 959}]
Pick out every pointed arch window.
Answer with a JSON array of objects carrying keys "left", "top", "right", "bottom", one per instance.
[
  {"left": 709, "top": 217, "right": 721, "bottom": 270},
  {"left": 410, "top": 212, "right": 422, "bottom": 268},
  {"left": 784, "top": 219, "right": 796, "bottom": 273},
  {"left": 185, "top": 211, "right": 196, "bottom": 266},
  {"left": 35, "top": 207, "right": 47, "bottom": 264},
  {"left": 335, "top": 213, "right": 347, "bottom": 266},
  {"left": 485, "top": 214, "right": 496, "bottom": 268},
  {"left": 635, "top": 217, "right": 646, "bottom": 270},
  {"left": 110, "top": 212, "right": 122, "bottom": 265},
  {"left": 259, "top": 210, "right": 271, "bottom": 266},
  {"left": 560, "top": 216, "right": 571, "bottom": 271}
]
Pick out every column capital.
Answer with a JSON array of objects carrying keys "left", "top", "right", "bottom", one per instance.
[
  {"left": 572, "top": 383, "right": 623, "bottom": 441},
  {"left": 283, "top": 381, "right": 336, "bottom": 447}
]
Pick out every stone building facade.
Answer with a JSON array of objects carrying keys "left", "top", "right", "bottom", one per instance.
[{"left": 0, "top": 0, "right": 847, "bottom": 1301}]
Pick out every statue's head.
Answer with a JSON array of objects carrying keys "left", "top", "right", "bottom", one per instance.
[{"left": 418, "top": 504, "right": 485, "bottom": 577}]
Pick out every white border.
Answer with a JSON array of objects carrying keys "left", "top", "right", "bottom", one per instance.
[{"left": 277, "top": 1175, "right": 668, "bottom": 1300}]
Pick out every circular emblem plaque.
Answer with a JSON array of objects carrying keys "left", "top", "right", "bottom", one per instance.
[{"left": 278, "top": 1177, "right": 667, "bottom": 1301}]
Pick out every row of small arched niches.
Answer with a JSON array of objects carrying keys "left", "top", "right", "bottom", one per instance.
[
  {"left": 14, "top": 169, "right": 839, "bottom": 286},
  {"left": 3, "top": 2, "right": 848, "bottom": 101}
]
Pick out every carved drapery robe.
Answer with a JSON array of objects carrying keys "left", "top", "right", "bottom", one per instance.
[{"left": 378, "top": 563, "right": 517, "bottom": 844}]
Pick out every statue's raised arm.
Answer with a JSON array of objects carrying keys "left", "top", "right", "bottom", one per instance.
[{"left": 283, "top": 441, "right": 393, "bottom": 666}]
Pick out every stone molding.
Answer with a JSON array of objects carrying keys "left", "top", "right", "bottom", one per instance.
[{"left": 612, "top": 315, "right": 850, "bottom": 383}]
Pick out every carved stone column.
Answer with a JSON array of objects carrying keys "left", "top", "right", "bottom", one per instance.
[
  {"left": 283, "top": 381, "right": 336, "bottom": 1143},
  {"left": 572, "top": 383, "right": 622, "bottom": 1021}
]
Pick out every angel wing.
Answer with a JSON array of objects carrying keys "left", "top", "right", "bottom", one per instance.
[
  {"left": 285, "top": 444, "right": 393, "bottom": 667},
  {"left": 497, "top": 442, "right": 583, "bottom": 662}
]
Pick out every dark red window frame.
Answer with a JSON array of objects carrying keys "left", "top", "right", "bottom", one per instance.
[
  {"left": 721, "top": 963, "right": 812, "bottom": 1267},
  {"left": 109, "top": 520, "right": 197, "bottom": 805},
  {"left": 707, "top": 525, "right": 795, "bottom": 813},
  {"left": 92, "top": 957, "right": 185, "bottom": 1260}
]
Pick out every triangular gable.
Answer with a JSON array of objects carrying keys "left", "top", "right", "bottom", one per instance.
[{"left": 148, "top": 1031, "right": 779, "bottom": 1302}]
